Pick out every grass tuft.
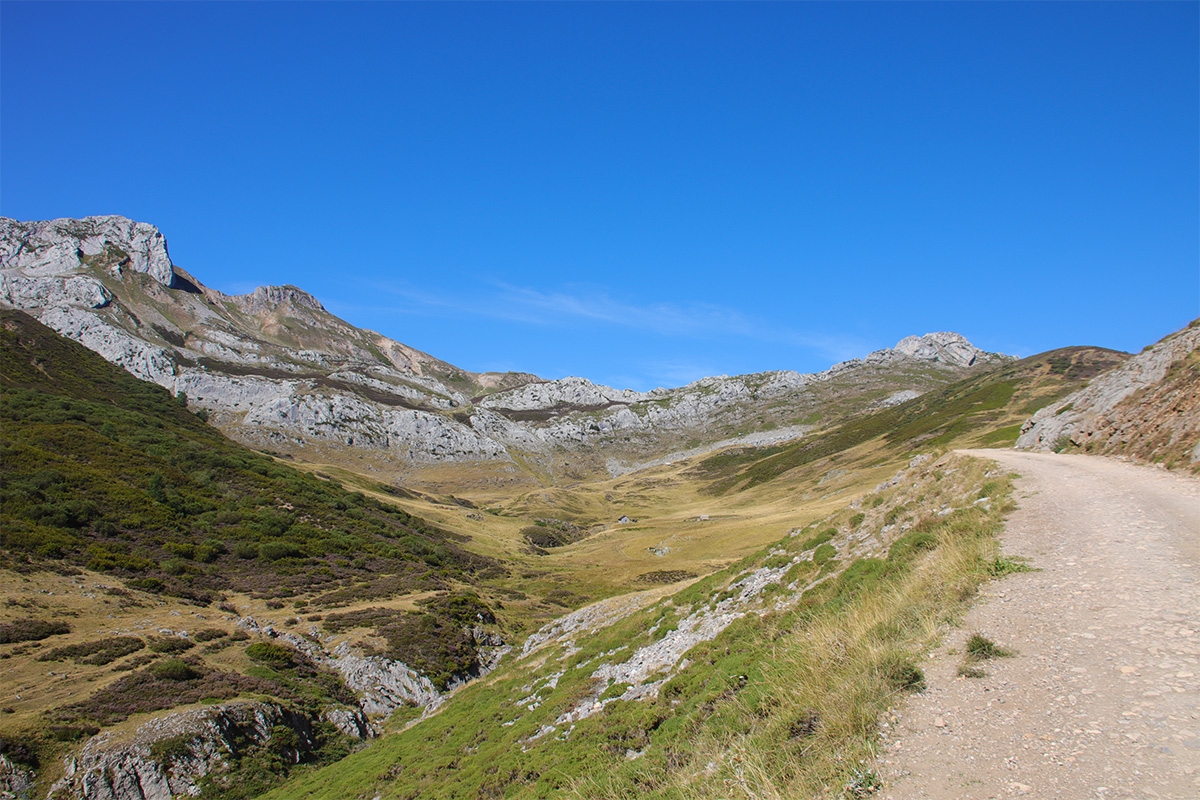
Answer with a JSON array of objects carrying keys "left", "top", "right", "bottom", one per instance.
[{"left": 964, "top": 633, "right": 1014, "bottom": 661}]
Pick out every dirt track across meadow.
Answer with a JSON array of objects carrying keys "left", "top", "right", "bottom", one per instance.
[{"left": 878, "top": 450, "right": 1200, "bottom": 800}]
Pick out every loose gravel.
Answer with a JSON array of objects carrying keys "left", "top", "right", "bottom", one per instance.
[{"left": 877, "top": 450, "right": 1200, "bottom": 800}]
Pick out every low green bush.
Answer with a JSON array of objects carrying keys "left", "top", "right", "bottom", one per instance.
[
  {"left": 150, "top": 659, "right": 200, "bottom": 681},
  {"left": 0, "top": 618, "right": 70, "bottom": 644}
]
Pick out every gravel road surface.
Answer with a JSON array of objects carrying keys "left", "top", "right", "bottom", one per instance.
[{"left": 878, "top": 450, "right": 1200, "bottom": 800}]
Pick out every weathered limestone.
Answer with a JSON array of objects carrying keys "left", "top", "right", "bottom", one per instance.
[
  {"left": 45, "top": 701, "right": 352, "bottom": 800},
  {"left": 1017, "top": 321, "right": 1200, "bottom": 460},
  {"left": 0, "top": 216, "right": 176, "bottom": 287}
]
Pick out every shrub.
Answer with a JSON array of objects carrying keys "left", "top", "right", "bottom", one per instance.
[
  {"left": 163, "top": 542, "right": 195, "bottom": 559},
  {"left": 245, "top": 642, "right": 297, "bottom": 669},
  {"left": 49, "top": 725, "right": 99, "bottom": 742},
  {"left": 259, "top": 542, "right": 303, "bottom": 561},
  {"left": 149, "top": 659, "right": 200, "bottom": 681},
  {"left": 0, "top": 737, "right": 39, "bottom": 768},
  {"left": 127, "top": 577, "right": 164, "bottom": 592},
  {"left": 195, "top": 539, "right": 225, "bottom": 563},
  {"left": 0, "top": 618, "right": 70, "bottom": 644},
  {"left": 36, "top": 636, "right": 144, "bottom": 665},
  {"left": 233, "top": 542, "right": 258, "bottom": 560},
  {"left": 147, "top": 637, "right": 195, "bottom": 654},
  {"left": 161, "top": 557, "right": 187, "bottom": 576}
]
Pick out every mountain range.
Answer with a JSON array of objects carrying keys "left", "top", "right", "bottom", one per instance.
[
  {"left": 1, "top": 215, "right": 1009, "bottom": 486},
  {"left": 1, "top": 215, "right": 1195, "bottom": 800}
]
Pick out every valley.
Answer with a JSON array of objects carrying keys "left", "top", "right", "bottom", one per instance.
[{"left": 1, "top": 217, "right": 1197, "bottom": 799}]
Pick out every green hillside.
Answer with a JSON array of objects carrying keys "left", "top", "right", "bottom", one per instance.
[
  {"left": 0, "top": 310, "right": 539, "bottom": 795},
  {"left": 1, "top": 309, "right": 498, "bottom": 604},
  {"left": 693, "top": 346, "right": 1128, "bottom": 494},
  {"left": 264, "top": 454, "right": 1019, "bottom": 799}
]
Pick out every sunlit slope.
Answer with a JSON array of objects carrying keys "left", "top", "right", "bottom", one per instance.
[
  {"left": 691, "top": 345, "right": 1128, "bottom": 495},
  {"left": 0, "top": 309, "right": 495, "bottom": 603},
  {"left": 272, "top": 346, "right": 1127, "bottom": 616},
  {"left": 265, "top": 453, "right": 1019, "bottom": 799}
]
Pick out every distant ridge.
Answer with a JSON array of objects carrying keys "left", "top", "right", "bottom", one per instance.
[{"left": 1, "top": 216, "right": 1009, "bottom": 482}]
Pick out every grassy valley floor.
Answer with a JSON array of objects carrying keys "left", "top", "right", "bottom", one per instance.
[{"left": 264, "top": 454, "right": 1021, "bottom": 799}]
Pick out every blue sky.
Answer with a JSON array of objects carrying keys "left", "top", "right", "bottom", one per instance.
[{"left": 3, "top": 2, "right": 1196, "bottom": 390}]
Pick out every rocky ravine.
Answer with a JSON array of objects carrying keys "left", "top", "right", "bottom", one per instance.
[
  {"left": 1, "top": 216, "right": 1008, "bottom": 478},
  {"left": 1017, "top": 320, "right": 1200, "bottom": 467}
]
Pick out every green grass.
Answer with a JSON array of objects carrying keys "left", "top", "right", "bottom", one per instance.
[
  {"left": 264, "top": 456, "right": 1016, "bottom": 800},
  {"left": 1, "top": 310, "right": 496, "bottom": 608},
  {"left": 698, "top": 347, "right": 1127, "bottom": 494}
]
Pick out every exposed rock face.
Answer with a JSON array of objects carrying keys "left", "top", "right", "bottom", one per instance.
[
  {"left": 0, "top": 753, "right": 34, "bottom": 799},
  {"left": 0, "top": 216, "right": 175, "bottom": 287},
  {"left": 46, "top": 701, "right": 346, "bottom": 800},
  {"left": 44, "top": 610, "right": 505, "bottom": 800},
  {"left": 1016, "top": 321, "right": 1200, "bottom": 465},
  {"left": 890, "top": 331, "right": 986, "bottom": 367},
  {"left": 0, "top": 215, "right": 1009, "bottom": 477},
  {"left": 0, "top": 215, "right": 517, "bottom": 466},
  {"left": 479, "top": 376, "right": 652, "bottom": 411},
  {"left": 228, "top": 284, "right": 325, "bottom": 315},
  {"left": 237, "top": 616, "right": 447, "bottom": 716}
]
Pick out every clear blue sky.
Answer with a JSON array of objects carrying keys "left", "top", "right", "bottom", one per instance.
[{"left": 3, "top": 2, "right": 1197, "bottom": 390}]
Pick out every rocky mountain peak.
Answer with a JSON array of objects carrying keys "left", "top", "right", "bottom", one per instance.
[
  {"left": 230, "top": 284, "right": 326, "bottom": 314},
  {"left": 0, "top": 214, "right": 1015, "bottom": 478},
  {"left": 0, "top": 214, "right": 176, "bottom": 288},
  {"left": 891, "top": 331, "right": 988, "bottom": 368}
]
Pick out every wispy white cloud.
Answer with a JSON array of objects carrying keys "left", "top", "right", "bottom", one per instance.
[{"left": 331, "top": 276, "right": 871, "bottom": 366}]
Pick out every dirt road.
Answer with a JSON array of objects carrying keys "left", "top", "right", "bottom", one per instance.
[{"left": 877, "top": 450, "right": 1200, "bottom": 800}]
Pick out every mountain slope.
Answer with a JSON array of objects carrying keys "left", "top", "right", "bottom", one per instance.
[
  {"left": 1017, "top": 318, "right": 1200, "bottom": 469},
  {"left": 1, "top": 216, "right": 1010, "bottom": 485},
  {"left": 1, "top": 309, "right": 495, "bottom": 603},
  {"left": 0, "top": 310, "right": 538, "bottom": 792},
  {"left": 683, "top": 344, "right": 1128, "bottom": 495}
]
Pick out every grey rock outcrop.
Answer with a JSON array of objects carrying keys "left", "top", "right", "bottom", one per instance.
[
  {"left": 38, "top": 305, "right": 179, "bottom": 385},
  {"left": 890, "top": 331, "right": 987, "bottom": 367},
  {"left": 46, "top": 701, "right": 335, "bottom": 800},
  {"left": 830, "top": 331, "right": 1002, "bottom": 374},
  {"left": 1017, "top": 321, "right": 1200, "bottom": 462},
  {"left": 1, "top": 216, "right": 175, "bottom": 287},
  {"left": 237, "top": 617, "right": 445, "bottom": 716},
  {"left": 0, "top": 753, "right": 34, "bottom": 799},
  {"left": 479, "top": 376, "right": 652, "bottom": 411}
]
